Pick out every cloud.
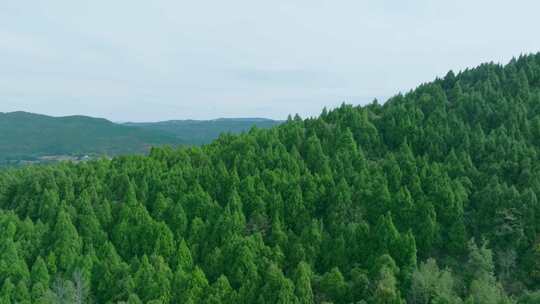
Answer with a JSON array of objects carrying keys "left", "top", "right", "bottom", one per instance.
[
  {"left": 0, "top": 0, "right": 539, "bottom": 121},
  {"left": 232, "top": 68, "right": 346, "bottom": 89}
]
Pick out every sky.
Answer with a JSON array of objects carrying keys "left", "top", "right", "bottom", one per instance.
[{"left": 1, "top": 1, "right": 540, "bottom": 122}]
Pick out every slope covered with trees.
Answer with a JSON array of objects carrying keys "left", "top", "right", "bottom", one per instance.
[{"left": 2, "top": 54, "right": 540, "bottom": 303}]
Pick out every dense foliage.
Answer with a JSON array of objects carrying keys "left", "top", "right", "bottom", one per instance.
[
  {"left": 0, "top": 112, "right": 182, "bottom": 163},
  {"left": 125, "top": 118, "right": 281, "bottom": 145},
  {"left": 2, "top": 54, "right": 540, "bottom": 303}
]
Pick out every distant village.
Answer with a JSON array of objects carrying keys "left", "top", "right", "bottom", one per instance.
[{"left": 1, "top": 154, "right": 100, "bottom": 167}]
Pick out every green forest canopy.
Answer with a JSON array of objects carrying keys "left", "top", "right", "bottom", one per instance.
[{"left": 2, "top": 53, "right": 540, "bottom": 303}]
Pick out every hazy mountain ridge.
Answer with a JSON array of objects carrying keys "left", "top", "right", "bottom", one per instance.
[
  {"left": 0, "top": 112, "right": 281, "bottom": 164},
  {"left": 124, "top": 118, "right": 282, "bottom": 145},
  {"left": 0, "top": 111, "right": 182, "bottom": 162}
]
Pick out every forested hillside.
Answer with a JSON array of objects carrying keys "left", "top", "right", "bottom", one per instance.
[
  {"left": 0, "top": 112, "right": 182, "bottom": 163},
  {"left": 2, "top": 54, "right": 540, "bottom": 303},
  {"left": 125, "top": 118, "right": 281, "bottom": 145}
]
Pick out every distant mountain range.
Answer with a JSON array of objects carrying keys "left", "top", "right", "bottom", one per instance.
[
  {"left": 0, "top": 111, "right": 281, "bottom": 164},
  {"left": 124, "top": 117, "right": 281, "bottom": 145}
]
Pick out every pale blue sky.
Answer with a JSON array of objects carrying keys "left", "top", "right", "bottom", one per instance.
[{"left": 1, "top": 0, "right": 540, "bottom": 121}]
